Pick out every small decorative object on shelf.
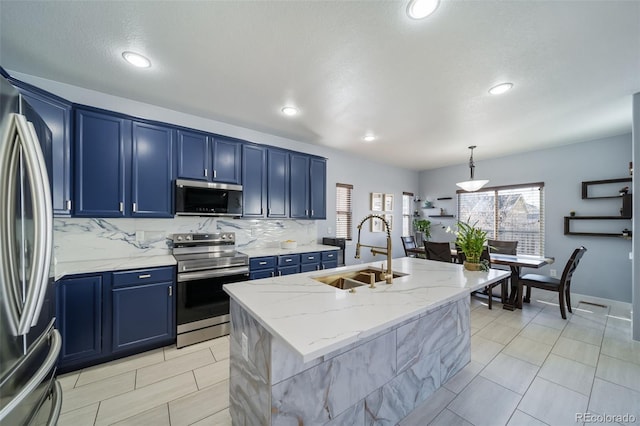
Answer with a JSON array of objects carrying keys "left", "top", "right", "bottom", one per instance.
[
  {"left": 423, "top": 200, "right": 433, "bottom": 208},
  {"left": 569, "top": 210, "right": 576, "bottom": 217}
]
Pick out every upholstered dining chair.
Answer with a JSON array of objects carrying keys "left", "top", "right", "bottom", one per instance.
[
  {"left": 401, "top": 236, "right": 418, "bottom": 257},
  {"left": 424, "top": 241, "right": 453, "bottom": 263},
  {"left": 520, "top": 246, "right": 587, "bottom": 319},
  {"left": 458, "top": 247, "right": 503, "bottom": 309}
]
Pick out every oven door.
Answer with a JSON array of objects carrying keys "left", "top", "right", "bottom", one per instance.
[{"left": 176, "top": 266, "right": 249, "bottom": 329}]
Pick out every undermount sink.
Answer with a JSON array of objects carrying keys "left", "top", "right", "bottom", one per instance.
[{"left": 313, "top": 268, "right": 408, "bottom": 290}]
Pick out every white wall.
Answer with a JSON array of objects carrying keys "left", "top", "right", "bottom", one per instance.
[
  {"left": 11, "top": 71, "right": 420, "bottom": 265},
  {"left": 419, "top": 134, "right": 633, "bottom": 303}
]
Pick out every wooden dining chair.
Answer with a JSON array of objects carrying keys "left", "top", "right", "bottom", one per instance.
[
  {"left": 520, "top": 246, "right": 587, "bottom": 319},
  {"left": 424, "top": 241, "right": 452, "bottom": 263},
  {"left": 488, "top": 239, "right": 518, "bottom": 255},
  {"left": 401, "top": 236, "right": 418, "bottom": 257}
]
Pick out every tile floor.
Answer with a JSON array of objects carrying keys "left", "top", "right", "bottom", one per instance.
[{"left": 57, "top": 288, "right": 640, "bottom": 425}]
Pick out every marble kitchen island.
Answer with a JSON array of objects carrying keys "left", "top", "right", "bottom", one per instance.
[{"left": 223, "top": 257, "right": 509, "bottom": 425}]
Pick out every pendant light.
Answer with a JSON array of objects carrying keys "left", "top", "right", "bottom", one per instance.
[{"left": 456, "top": 146, "right": 489, "bottom": 192}]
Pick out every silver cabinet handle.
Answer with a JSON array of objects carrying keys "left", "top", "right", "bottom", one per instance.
[
  {"left": 66, "top": 200, "right": 72, "bottom": 210},
  {"left": 138, "top": 274, "right": 151, "bottom": 279},
  {"left": 285, "top": 258, "right": 292, "bottom": 262},
  {"left": 270, "top": 271, "right": 275, "bottom": 277},
  {"left": 119, "top": 202, "right": 124, "bottom": 212},
  {"left": 132, "top": 202, "right": 137, "bottom": 213},
  {"left": 214, "top": 170, "right": 217, "bottom": 179},
  {"left": 305, "top": 209, "right": 308, "bottom": 216},
  {"left": 278, "top": 270, "right": 282, "bottom": 276},
  {"left": 311, "top": 210, "right": 314, "bottom": 216},
  {"left": 259, "top": 261, "right": 267, "bottom": 265},
  {"left": 204, "top": 168, "right": 208, "bottom": 177},
  {"left": 169, "top": 286, "right": 172, "bottom": 297}
]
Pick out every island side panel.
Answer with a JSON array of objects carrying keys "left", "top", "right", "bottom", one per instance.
[
  {"left": 229, "top": 299, "right": 272, "bottom": 426},
  {"left": 268, "top": 296, "right": 471, "bottom": 425}
]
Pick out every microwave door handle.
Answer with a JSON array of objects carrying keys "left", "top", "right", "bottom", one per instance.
[
  {"left": 15, "top": 117, "right": 53, "bottom": 334},
  {"left": 0, "top": 114, "right": 25, "bottom": 336}
]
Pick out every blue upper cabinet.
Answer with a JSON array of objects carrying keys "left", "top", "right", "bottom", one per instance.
[
  {"left": 131, "top": 121, "right": 174, "bottom": 218},
  {"left": 75, "top": 109, "right": 130, "bottom": 217},
  {"left": 75, "top": 108, "right": 174, "bottom": 218},
  {"left": 242, "top": 144, "right": 267, "bottom": 217},
  {"left": 290, "top": 155, "right": 327, "bottom": 219},
  {"left": 267, "top": 149, "right": 289, "bottom": 218},
  {"left": 176, "top": 132, "right": 241, "bottom": 184},
  {"left": 212, "top": 137, "right": 242, "bottom": 184},
  {"left": 310, "top": 158, "right": 327, "bottom": 219},
  {"left": 289, "top": 154, "right": 310, "bottom": 218},
  {"left": 176, "top": 129, "right": 208, "bottom": 181},
  {"left": 14, "top": 81, "right": 73, "bottom": 216}
]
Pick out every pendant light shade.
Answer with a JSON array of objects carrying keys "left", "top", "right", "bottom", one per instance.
[{"left": 456, "top": 146, "right": 489, "bottom": 192}]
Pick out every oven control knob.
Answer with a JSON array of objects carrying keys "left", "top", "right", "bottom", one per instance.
[
  {"left": 186, "top": 235, "right": 192, "bottom": 241},
  {"left": 221, "top": 234, "right": 227, "bottom": 239},
  {"left": 176, "top": 236, "right": 183, "bottom": 241}
]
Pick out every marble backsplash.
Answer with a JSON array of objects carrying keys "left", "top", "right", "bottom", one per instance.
[{"left": 53, "top": 217, "right": 318, "bottom": 263}]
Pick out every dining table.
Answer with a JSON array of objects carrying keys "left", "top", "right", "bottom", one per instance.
[
  {"left": 489, "top": 253, "right": 555, "bottom": 310},
  {"left": 405, "top": 247, "right": 554, "bottom": 310}
]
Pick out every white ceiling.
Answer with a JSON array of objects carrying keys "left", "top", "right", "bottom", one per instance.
[{"left": 1, "top": 1, "right": 639, "bottom": 171}]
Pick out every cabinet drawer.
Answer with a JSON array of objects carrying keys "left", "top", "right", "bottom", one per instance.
[
  {"left": 321, "top": 251, "right": 338, "bottom": 262},
  {"left": 322, "top": 260, "right": 338, "bottom": 270},
  {"left": 300, "top": 252, "right": 321, "bottom": 264},
  {"left": 250, "top": 256, "right": 277, "bottom": 270},
  {"left": 112, "top": 266, "right": 175, "bottom": 288},
  {"left": 278, "top": 254, "right": 300, "bottom": 266},
  {"left": 300, "top": 263, "right": 319, "bottom": 273},
  {"left": 277, "top": 265, "right": 300, "bottom": 276}
]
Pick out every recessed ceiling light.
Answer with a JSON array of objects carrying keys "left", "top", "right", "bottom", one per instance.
[
  {"left": 406, "top": 0, "right": 440, "bottom": 19},
  {"left": 281, "top": 106, "right": 299, "bottom": 116},
  {"left": 122, "top": 51, "right": 151, "bottom": 68},
  {"left": 488, "top": 82, "right": 514, "bottom": 95},
  {"left": 363, "top": 134, "right": 376, "bottom": 142}
]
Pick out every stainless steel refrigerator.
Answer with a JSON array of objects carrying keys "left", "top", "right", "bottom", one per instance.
[{"left": 0, "top": 75, "right": 62, "bottom": 424}]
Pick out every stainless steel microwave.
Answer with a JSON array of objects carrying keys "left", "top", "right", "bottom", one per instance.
[{"left": 175, "top": 179, "right": 243, "bottom": 217}]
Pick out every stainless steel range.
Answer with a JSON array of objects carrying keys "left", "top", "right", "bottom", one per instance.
[{"left": 171, "top": 232, "right": 249, "bottom": 348}]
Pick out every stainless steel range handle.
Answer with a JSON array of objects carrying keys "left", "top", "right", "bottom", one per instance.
[
  {"left": 177, "top": 266, "right": 250, "bottom": 282},
  {"left": 46, "top": 380, "right": 63, "bottom": 426}
]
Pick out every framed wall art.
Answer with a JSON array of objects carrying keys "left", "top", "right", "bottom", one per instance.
[
  {"left": 384, "top": 194, "right": 394, "bottom": 212},
  {"left": 371, "top": 192, "right": 383, "bottom": 211},
  {"left": 384, "top": 214, "right": 393, "bottom": 231},
  {"left": 371, "top": 216, "right": 384, "bottom": 232}
]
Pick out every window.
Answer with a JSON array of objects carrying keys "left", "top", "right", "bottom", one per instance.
[
  {"left": 402, "top": 192, "right": 414, "bottom": 236},
  {"left": 336, "top": 183, "right": 353, "bottom": 240},
  {"left": 457, "top": 182, "right": 545, "bottom": 255}
]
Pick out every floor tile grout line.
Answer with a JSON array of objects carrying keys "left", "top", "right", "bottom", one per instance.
[{"left": 93, "top": 401, "right": 100, "bottom": 426}]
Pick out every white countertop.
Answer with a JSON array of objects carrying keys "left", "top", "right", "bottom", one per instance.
[
  {"left": 240, "top": 243, "right": 340, "bottom": 258},
  {"left": 224, "top": 257, "right": 510, "bottom": 362},
  {"left": 55, "top": 255, "right": 177, "bottom": 281}
]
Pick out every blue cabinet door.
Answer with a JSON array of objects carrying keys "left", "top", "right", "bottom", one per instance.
[
  {"left": 242, "top": 144, "right": 267, "bottom": 217},
  {"left": 112, "top": 281, "right": 175, "bottom": 353},
  {"left": 289, "top": 154, "right": 310, "bottom": 218},
  {"left": 267, "top": 149, "right": 289, "bottom": 218},
  {"left": 131, "top": 121, "right": 174, "bottom": 217},
  {"left": 322, "top": 260, "right": 338, "bottom": 270},
  {"left": 16, "top": 82, "right": 73, "bottom": 216},
  {"left": 56, "top": 275, "right": 104, "bottom": 365},
  {"left": 176, "top": 129, "right": 208, "bottom": 180},
  {"left": 74, "top": 109, "right": 129, "bottom": 217},
  {"left": 310, "top": 158, "right": 327, "bottom": 219},
  {"left": 212, "top": 137, "right": 242, "bottom": 184},
  {"left": 250, "top": 270, "right": 275, "bottom": 280},
  {"left": 277, "top": 265, "right": 300, "bottom": 276}
]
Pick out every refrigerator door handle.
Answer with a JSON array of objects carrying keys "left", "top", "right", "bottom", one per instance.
[
  {"left": 23, "top": 119, "right": 53, "bottom": 330},
  {"left": 45, "top": 380, "right": 63, "bottom": 426},
  {"left": 0, "top": 114, "right": 26, "bottom": 336},
  {"left": 0, "top": 328, "right": 61, "bottom": 422}
]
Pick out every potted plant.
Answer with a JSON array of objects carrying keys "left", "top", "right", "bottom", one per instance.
[
  {"left": 454, "top": 220, "right": 488, "bottom": 271},
  {"left": 413, "top": 219, "right": 431, "bottom": 245}
]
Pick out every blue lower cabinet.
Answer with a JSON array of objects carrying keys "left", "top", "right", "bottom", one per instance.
[
  {"left": 277, "top": 265, "right": 300, "bottom": 276},
  {"left": 56, "top": 274, "right": 105, "bottom": 368},
  {"left": 321, "top": 251, "right": 339, "bottom": 270},
  {"left": 249, "top": 256, "right": 277, "bottom": 280},
  {"left": 112, "top": 281, "right": 175, "bottom": 353}
]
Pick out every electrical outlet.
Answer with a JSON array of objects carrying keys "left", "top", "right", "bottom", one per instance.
[
  {"left": 550, "top": 269, "right": 557, "bottom": 277},
  {"left": 241, "top": 333, "right": 249, "bottom": 361},
  {"left": 327, "top": 226, "right": 332, "bottom": 235}
]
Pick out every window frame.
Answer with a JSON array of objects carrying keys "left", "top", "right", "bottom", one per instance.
[
  {"left": 402, "top": 192, "right": 414, "bottom": 237},
  {"left": 336, "top": 183, "right": 353, "bottom": 240},
  {"left": 456, "top": 182, "right": 545, "bottom": 256}
]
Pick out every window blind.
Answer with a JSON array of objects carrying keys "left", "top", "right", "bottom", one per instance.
[
  {"left": 402, "top": 192, "right": 414, "bottom": 237},
  {"left": 336, "top": 183, "right": 353, "bottom": 240},
  {"left": 457, "top": 183, "right": 545, "bottom": 256}
]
